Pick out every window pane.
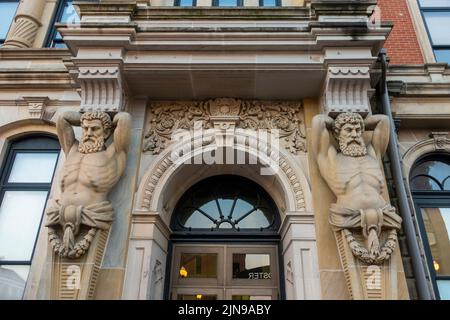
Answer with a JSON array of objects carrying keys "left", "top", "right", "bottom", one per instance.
[
  {"left": 8, "top": 153, "right": 58, "bottom": 183},
  {"left": 435, "top": 49, "right": 450, "bottom": 64},
  {"left": 423, "top": 11, "right": 450, "bottom": 45},
  {"left": 238, "top": 209, "right": 272, "bottom": 228},
  {"left": 410, "top": 159, "right": 450, "bottom": 191},
  {"left": 0, "top": 191, "right": 48, "bottom": 261},
  {"left": 0, "top": 265, "right": 29, "bottom": 300},
  {"left": 177, "top": 294, "right": 217, "bottom": 300},
  {"left": 178, "top": 0, "right": 195, "bottom": 5},
  {"left": 437, "top": 280, "right": 450, "bottom": 300},
  {"left": 179, "top": 253, "right": 217, "bottom": 278},
  {"left": 0, "top": 2, "right": 19, "bottom": 40},
  {"left": 420, "top": 208, "right": 450, "bottom": 276},
  {"left": 232, "top": 253, "right": 271, "bottom": 279},
  {"left": 419, "top": 0, "right": 450, "bottom": 7},
  {"left": 218, "top": 0, "right": 238, "bottom": 6},
  {"left": 60, "top": 1, "right": 80, "bottom": 24},
  {"left": 262, "top": 0, "right": 277, "bottom": 6}
]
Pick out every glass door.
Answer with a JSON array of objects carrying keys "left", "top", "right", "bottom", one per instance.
[{"left": 170, "top": 244, "right": 279, "bottom": 300}]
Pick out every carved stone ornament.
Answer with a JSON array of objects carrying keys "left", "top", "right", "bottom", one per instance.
[
  {"left": 430, "top": 132, "right": 450, "bottom": 151},
  {"left": 46, "top": 111, "right": 131, "bottom": 259},
  {"left": 320, "top": 66, "right": 373, "bottom": 117},
  {"left": 311, "top": 112, "right": 402, "bottom": 265},
  {"left": 143, "top": 98, "right": 307, "bottom": 155}
]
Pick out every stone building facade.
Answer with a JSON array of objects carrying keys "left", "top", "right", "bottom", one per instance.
[{"left": 0, "top": 0, "right": 448, "bottom": 300}]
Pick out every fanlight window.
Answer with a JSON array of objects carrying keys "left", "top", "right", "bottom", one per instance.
[
  {"left": 410, "top": 157, "right": 450, "bottom": 191},
  {"left": 172, "top": 175, "right": 279, "bottom": 232}
]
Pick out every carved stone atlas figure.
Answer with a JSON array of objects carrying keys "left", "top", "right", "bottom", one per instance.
[
  {"left": 46, "top": 111, "right": 131, "bottom": 259},
  {"left": 311, "top": 112, "right": 402, "bottom": 264}
]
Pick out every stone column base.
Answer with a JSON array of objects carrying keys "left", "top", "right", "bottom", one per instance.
[{"left": 50, "top": 229, "right": 110, "bottom": 300}]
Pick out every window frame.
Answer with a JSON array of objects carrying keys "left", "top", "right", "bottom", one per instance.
[
  {"left": 0, "top": 0, "right": 20, "bottom": 45},
  {"left": 0, "top": 136, "right": 59, "bottom": 282},
  {"left": 418, "top": 0, "right": 450, "bottom": 64},
  {"left": 410, "top": 153, "right": 450, "bottom": 300},
  {"left": 46, "top": 0, "right": 77, "bottom": 48},
  {"left": 170, "top": 175, "right": 281, "bottom": 241}
]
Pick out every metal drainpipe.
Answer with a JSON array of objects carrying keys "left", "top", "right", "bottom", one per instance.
[{"left": 378, "top": 49, "right": 432, "bottom": 300}]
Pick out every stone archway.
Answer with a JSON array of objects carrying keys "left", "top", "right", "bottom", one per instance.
[{"left": 122, "top": 98, "right": 321, "bottom": 300}]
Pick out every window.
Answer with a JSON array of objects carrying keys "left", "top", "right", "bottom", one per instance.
[
  {"left": 0, "top": 0, "right": 19, "bottom": 45},
  {"left": 419, "top": 0, "right": 450, "bottom": 64},
  {"left": 47, "top": 0, "right": 79, "bottom": 48},
  {"left": 0, "top": 136, "right": 60, "bottom": 300},
  {"left": 410, "top": 154, "right": 450, "bottom": 300},
  {"left": 171, "top": 175, "right": 280, "bottom": 235}
]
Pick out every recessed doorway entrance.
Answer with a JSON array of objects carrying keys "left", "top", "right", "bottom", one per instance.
[
  {"left": 167, "top": 175, "right": 282, "bottom": 300},
  {"left": 170, "top": 244, "right": 279, "bottom": 300}
]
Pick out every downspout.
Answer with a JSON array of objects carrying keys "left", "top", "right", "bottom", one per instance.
[{"left": 378, "top": 49, "right": 432, "bottom": 300}]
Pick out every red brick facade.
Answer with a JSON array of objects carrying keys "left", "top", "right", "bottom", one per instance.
[{"left": 378, "top": 0, "right": 424, "bottom": 64}]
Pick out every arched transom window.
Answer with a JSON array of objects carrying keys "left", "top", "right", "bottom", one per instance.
[{"left": 171, "top": 175, "right": 279, "bottom": 234}]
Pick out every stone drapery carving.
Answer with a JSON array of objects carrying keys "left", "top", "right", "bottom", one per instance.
[
  {"left": 46, "top": 111, "right": 131, "bottom": 259},
  {"left": 143, "top": 98, "right": 306, "bottom": 155},
  {"left": 311, "top": 112, "right": 402, "bottom": 265}
]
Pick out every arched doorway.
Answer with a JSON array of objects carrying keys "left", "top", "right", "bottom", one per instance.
[{"left": 169, "top": 175, "right": 281, "bottom": 300}]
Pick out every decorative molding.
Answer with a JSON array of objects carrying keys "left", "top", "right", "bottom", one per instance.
[
  {"left": 430, "top": 132, "right": 450, "bottom": 152},
  {"left": 2, "top": 17, "right": 40, "bottom": 48},
  {"left": 139, "top": 130, "right": 306, "bottom": 212},
  {"left": 78, "top": 66, "right": 126, "bottom": 112},
  {"left": 20, "top": 96, "right": 50, "bottom": 119},
  {"left": 321, "top": 66, "right": 373, "bottom": 117},
  {"left": 143, "top": 98, "right": 306, "bottom": 155}
]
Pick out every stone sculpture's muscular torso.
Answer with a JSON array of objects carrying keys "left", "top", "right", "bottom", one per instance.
[
  {"left": 61, "top": 141, "right": 124, "bottom": 206},
  {"left": 325, "top": 152, "right": 386, "bottom": 210},
  {"left": 47, "top": 111, "right": 131, "bottom": 258},
  {"left": 312, "top": 113, "right": 389, "bottom": 210}
]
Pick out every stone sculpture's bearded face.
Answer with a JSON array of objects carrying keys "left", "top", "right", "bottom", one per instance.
[
  {"left": 334, "top": 113, "right": 367, "bottom": 157},
  {"left": 78, "top": 112, "right": 112, "bottom": 154}
]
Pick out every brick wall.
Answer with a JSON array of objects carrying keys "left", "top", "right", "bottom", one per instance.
[{"left": 378, "top": 0, "right": 424, "bottom": 65}]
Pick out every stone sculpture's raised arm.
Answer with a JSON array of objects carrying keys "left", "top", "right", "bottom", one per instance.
[
  {"left": 311, "top": 114, "right": 335, "bottom": 166},
  {"left": 364, "top": 114, "right": 390, "bottom": 160},
  {"left": 56, "top": 111, "right": 81, "bottom": 155}
]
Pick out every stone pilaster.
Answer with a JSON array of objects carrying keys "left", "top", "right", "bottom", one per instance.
[{"left": 2, "top": 0, "right": 46, "bottom": 48}]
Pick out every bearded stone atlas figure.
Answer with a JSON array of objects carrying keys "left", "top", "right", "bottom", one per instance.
[
  {"left": 311, "top": 112, "right": 402, "bottom": 264},
  {"left": 46, "top": 111, "right": 131, "bottom": 259}
]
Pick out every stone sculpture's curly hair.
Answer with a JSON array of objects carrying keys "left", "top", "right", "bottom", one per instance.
[
  {"left": 333, "top": 112, "right": 365, "bottom": 137},
  {"left": 80, "top": 111, "right": 112, "bottom": 133}
]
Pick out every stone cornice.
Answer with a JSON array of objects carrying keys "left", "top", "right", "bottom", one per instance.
[
  {"left": 0, "top": 48, "right": 72, "bottom": 60},
  {"left": 0, "top": 71, "right": 75, "bottom": 89},
  {"left": 387, "top": 64, "right": 450, "bottom": 97},
  {"left": 311, "top": 0, "right": 377, "bottom": 16}
]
